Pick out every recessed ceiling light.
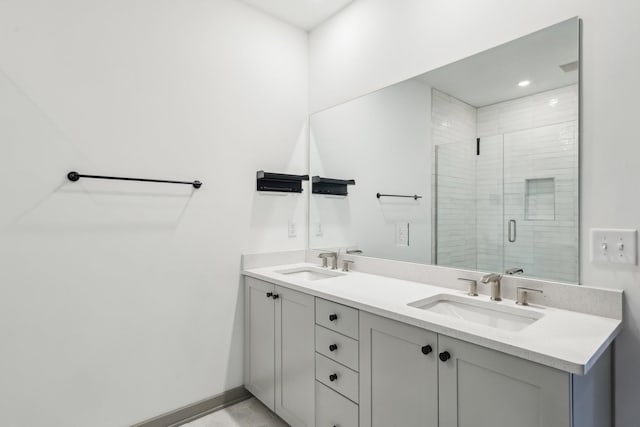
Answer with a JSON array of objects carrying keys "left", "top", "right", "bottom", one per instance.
[{"left": 518, "top": 80, "right": 531, "bottom": 87}]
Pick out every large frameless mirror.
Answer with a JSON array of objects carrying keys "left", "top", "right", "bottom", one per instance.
[{"left": 309, "top": 18, "right": 580, "bottom": 283}]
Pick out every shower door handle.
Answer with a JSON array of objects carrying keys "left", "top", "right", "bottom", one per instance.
[{"left": 508, "top": 220, "right": 517, "bottom": 243}]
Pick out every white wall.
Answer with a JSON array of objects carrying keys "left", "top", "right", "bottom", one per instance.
[
  {"left": 310, "top": 1, "right": 640, "bottom": 426},
  {"left": 0, "top": 1, "right": 307, "bottom": 426},
  {"left": 309, "top": 78, "right": 431, "bottom": 263}
]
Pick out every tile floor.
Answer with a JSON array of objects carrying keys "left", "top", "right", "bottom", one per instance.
[{"left": 182, "top": 397, "right": 289, "bottom": 427}]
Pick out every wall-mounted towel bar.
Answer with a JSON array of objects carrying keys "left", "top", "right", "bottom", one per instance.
[
  {"left": 67, "top": 171, "right": 202, "bottom": 188},
  {"left": 376, "top": 193, "right": 422, "bottom": 200}
]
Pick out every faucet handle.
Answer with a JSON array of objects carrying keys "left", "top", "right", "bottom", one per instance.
[
  {"left": 342, "top": 260, "right": 354, "bottom": 272},
  {"left": 318, "top": 253, "right": 329, "bottom": 268},
  {"left": 458, "top": 278, "right": 478, "bottom": 296},
  {"left": 318, "top": 251, "right": 339, "bottom": 270},
  {"left": 516, "top": 287, "right": 543, "bottom": 306}
]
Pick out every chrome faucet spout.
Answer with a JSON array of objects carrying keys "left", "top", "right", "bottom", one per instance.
[
  {"left": 481, "top": 273, "right": 503, "bottom": 301},
  {"left": 481, "top": 273, "right": 502, "bottom": 283}
]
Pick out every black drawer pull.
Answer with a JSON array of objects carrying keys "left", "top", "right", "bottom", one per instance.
[
  {"left": 421, "top": 345, "right": 433, "bottom": 355},
  {"left": 439, "top": 351, "right": 451, "bottom": 362},
  {"left": 329, "top": 373, "right": 338, "bottom": 382},
  {"left": 272, "top": 294, "right": 280, "bottom": 300},
  {"left": 266, "top": 292, "right": 273, "bottom": 298},
  {"left": 329, "top": 344, "right": 338, "bottom": 352},
  {"left": 329, "top": 313, "right": 338, "bottom": 321}
]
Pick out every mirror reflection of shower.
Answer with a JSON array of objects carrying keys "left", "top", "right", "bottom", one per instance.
[{"left": 434, "top": 85, "right": 578, "bottom": 283}]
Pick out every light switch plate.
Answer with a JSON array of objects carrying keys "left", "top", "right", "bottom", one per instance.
[
  {"left": 288, "top": 221, "right": 297, "bottom": 238},
  {"left": 396, "top": 222, "right": 409, "bottom": 247},
  {"left": 591, "top": 228, "right": 637, "bottom": 265}
]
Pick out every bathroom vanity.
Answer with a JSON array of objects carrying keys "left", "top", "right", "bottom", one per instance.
[
  {"left": 243, "top": 19, "right": 622, "bottom": 427},
  {"left": 242, "top": 252, "right": 621, "bottom": 427}
]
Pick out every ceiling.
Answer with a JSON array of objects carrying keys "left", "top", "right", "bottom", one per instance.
[
  {"left": 418, "top": 19, "right": 579, "bottom": 107},
  {"left": 241, "top": 0, "right": 354, "bottom": 30}
]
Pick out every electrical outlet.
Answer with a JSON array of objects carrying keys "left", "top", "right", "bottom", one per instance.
[
  {"left": 591, "top": 228, "right": 637, "bottom": 265},
  {"left": 288, "top": 221, "right": 297, "bottom": 238},
  {"left": 396, "top": 222, "right": 409, "bottom": 247}
]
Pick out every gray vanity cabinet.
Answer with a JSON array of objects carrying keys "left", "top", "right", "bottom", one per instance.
[
  {"left": 359, "top": 312, "right": 438, "bottom": 427},
  {"left": 244, "top": 277, "right": 315, "bottom": 427},
  {"left": 245, "top": 277, "right": 612, "bottom": 427},
  {"left": 438, "top": 335, "right": 571, "bottom": 427},
  {"left": 244, "top": 277, "right": 276, "bottom": 409},
  {"left": 360, "top": 312, "right": 611, "bottom": 427}
]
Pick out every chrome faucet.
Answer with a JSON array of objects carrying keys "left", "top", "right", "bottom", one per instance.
[
  {"left": 318, "top": 252, "right": 338, "bottom": 270},
  {"left": 481, "top": 273, "right": 503, "bottom": 301},
  {"left": 505, "top": 267, "right": 524, "bottom": 275}
]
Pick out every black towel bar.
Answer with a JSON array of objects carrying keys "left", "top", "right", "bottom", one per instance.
[
  {"left": 67, "top": 171, "right": 202, "bottom": 189},
  {"left": 376, "top": 193, "right": 421, "bottom": 200}
]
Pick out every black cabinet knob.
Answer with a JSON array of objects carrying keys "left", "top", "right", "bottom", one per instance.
[
  {"left": 266, "top": 292, "right": 273, "bottom": 298},
  {"left": 272, "top": 294, "right": 280, "bottom": 300},
  {"left": 421, "top": 345, "right": 433, "bottom": 355},
  {"left": 329, "top": 373, "right": 338, "bottom": 382},
  {"left": 329, "top": 313, "right": 338, "bottom": 321},
  {"left": 329, "top": 344, "right": 338, "bottom": 352},
  {"left": 439, "top": 351, "right": 451, "bottom": 362}
]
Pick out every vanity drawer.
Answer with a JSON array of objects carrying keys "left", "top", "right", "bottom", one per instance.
[
  {"left": 315, "top": 325, "right": 359, "bottom": 371},
  {"left": 316, "top": 381, "right": 358, "bottom": 427},
  {"left": 315, "top": 353, "right": 359, "bottom": 403},
  {"left": 315, "top": 298, "right": 359, "bottom": 340}
]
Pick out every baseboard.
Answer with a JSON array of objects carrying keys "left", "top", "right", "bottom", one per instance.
[{"left": 131, "top": 386, "right": 252, "bottom": 427}]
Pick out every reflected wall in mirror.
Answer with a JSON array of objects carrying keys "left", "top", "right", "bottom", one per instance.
[{"left": 309, "top": 18, "right": 579, "bottom": 283}]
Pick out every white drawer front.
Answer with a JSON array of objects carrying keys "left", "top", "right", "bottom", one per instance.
[
  {"left": 315, "top": 353, "right": 359, "bottom": 403},
  {"left": 315, "top": 325, "right": 359, "bottom": 371},
  {"left": 315, "top": 298, "right": 359, "bottom": 339},
  {"left": 316, "top": 381, "right": 358, "bottom": 427}
]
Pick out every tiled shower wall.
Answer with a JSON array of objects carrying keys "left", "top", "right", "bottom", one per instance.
[
  {"left": 432, "top": 90, "right": 477, "bottom": 269},
  {"left": 434, "top": 85, "right": 578, "bottom": 282}
]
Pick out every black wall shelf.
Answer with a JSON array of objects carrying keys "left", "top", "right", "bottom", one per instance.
[
  {"left": 312, "top": 176, "right": 356, "bottom": 196},
  {"left": 256, "top": 171, "right": 309, "bottom": 193}
]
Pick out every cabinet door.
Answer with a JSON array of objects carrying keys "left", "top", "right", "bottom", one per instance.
[
  {"left": 438, "top": 335, "right": 571, "bottom": 427},
  {"left": 244, "top": 277, "right": 276, "bottom": 410},
  {"left": 275, "top": 285, "right": 315, "bottom": 427},
  {"left": 360, "top": 312, "right": 438, "bottom": 427}
]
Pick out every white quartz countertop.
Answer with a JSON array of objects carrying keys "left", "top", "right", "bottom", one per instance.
[{"left": 243, "top": 262, "right": 622, "bottom": 375}]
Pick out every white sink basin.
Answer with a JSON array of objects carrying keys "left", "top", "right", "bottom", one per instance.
[
  {"left": 408, "top": 294, "right": 543, "bottom": 332},
  {"left": 276, "top": 267, "right": 345, "bottom": 281}
]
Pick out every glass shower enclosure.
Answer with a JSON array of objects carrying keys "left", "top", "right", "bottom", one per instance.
[{"left": 435, "top": 121, "right": 578, "bottom": 283}]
